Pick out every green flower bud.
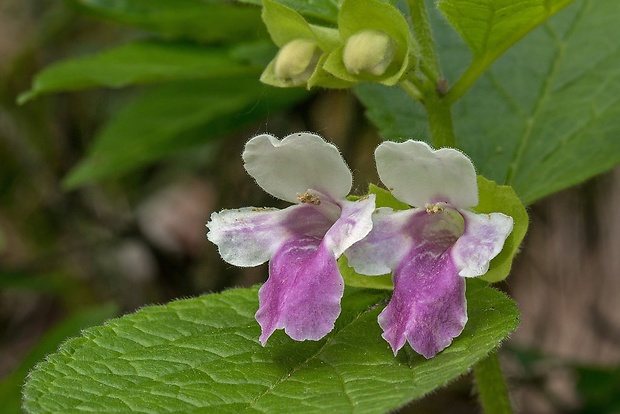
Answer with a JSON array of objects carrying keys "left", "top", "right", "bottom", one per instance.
[
  {"left": 274, "top": 39, "right": 322, "bottom": 86},
  {"left": 342, "top": 30, "right": 395, "bottom": 76}
]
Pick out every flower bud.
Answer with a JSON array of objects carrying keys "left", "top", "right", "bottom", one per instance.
[
  {"left": 342, "top": 30, "right": 395, "bottom": 76},
  {"left": 274, "top": 39, "right": 321, "bottom": 86}
]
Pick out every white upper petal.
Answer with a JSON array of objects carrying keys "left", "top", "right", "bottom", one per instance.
[
  {"left": 243, "top": 133, "right": 353, "bottom": 203},
  {"left": 375, "top": 140, "right": 478, "bottom": 208},
  {"left": 450, "top": 210, "right": 513, "bottom": 277}
]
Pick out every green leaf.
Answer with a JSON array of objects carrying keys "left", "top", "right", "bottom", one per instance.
[
  {"left": 439, "top": 0, "right": 572, "bottom": 58},
  {"left": 439, "top": 0, "right": 573, "bottom": 101},
  {"left": 62, "top": 79, "right": 307, "bottom": 188},
  {"left": 356, "top": 0, "right": 620, "bottom": 204},
  {"left": 0, "top": 304, "right": 117, "bottom": 414},
  {"left": 18, "top": 41, "right": 260, "bottom": 103},
  {"left": 473, "top": 176, "right": 528, "bottom": 283},
  {"left": 457, "top": 0, "right": 620, "bottom": 203},
  {"left": 67, "top": 0, "right": 265, "bottom": 43},
  {"left": 24, "top": 281, "right": 518, "bottom": 413},
  {"left": 239, "top": 0, "right": 339, "bottom": 23}
]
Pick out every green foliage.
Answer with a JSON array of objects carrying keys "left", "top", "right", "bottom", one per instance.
[
  {"left": 439, "top": 0, "right": 571, "bottom": 58},
  {"left": 356, "top": 0, "right": 620, "bottom": 204},
  {"left": 67, "top": 0, "right": 265, "bottom": 43},
  {"left": 439, "top": 0, "right": 573, "bottom": 101},
  {"left": 24, "top": 281, "right": 518, "bottom": 413},
  {"left": 18, "top": 41, "right": 261, "bottom": 103},
  {"left": 62, "top": 79, "right": 307, "bottom": 189}
]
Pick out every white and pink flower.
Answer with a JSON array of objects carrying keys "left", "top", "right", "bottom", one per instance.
[
  {"left": 346, "top": 140, "right": 513, "bottom": 358},
  {"left": 206, "top": 133, "right": 375, "bottom": 345}
]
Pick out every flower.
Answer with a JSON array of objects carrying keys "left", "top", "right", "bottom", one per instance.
[
  {"left": 345, "top": 140, "right": 514, "bottom": 358},
  {"left": 206, "top": 133, "right": 375, "bottom": 345}
]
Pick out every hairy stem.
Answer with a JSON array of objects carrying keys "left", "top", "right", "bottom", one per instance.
[
  {"left": 473, "top": 351, "right": 513, "bottom": 414},
  {"left": 407, "top": 0, "right": 440, "bottom": 83},
  {"left": 403, "top": 0, "right": 456, "bottom": 148},
  {"left": 424, "top": 94, "right": 456, "bottom": 148}
]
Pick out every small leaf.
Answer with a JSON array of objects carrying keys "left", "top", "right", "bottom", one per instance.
[
  {"left": 24, "top": 281, "right": 518, "bottom": 413},
  {"left": 67, "top": 0, "right": 265, "bottom": 43},
  {"left": 19, "top": 41, "right": 260, "bottom": 103},
  {"left": 62, "top": 79, "right": 307, "bottom": 188},
  {"left": 473, "top": 176, "right": 529, "bottom": 283}
]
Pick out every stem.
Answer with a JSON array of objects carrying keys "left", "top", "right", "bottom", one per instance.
[
  {"left": 424, "top": 94, "right": 456, "bottom": 148},
  {"left": 473, "top": 351, "right": 513, "bottom": 414},
  {"left": 407, "top": 0, "right": 440, "bottom": 83},
  {"left": 444, "top": 56, "right": 491, "bottom": 105},
  {"left": 402, "top": 0, "right": 456, "bottom": 148},
  {"left": 400, "top": 79, "right": 424, "bottom": 101}
]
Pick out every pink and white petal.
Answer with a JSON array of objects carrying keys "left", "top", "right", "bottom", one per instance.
[
  {"left": 243, "top": 133, "right": 353, "bottom": 204},
  {"left": 368, "top": 207, "right": 467, "bottom": 357},
  {"left": 375, "top": 140, "right": 478, "bottom": 209},
  {"left": 206, "top": 203, "right": 333, "bottom": 267},
  {"left": 344, "top": 207, "right": 419, "bottom": 276},
  {"left": 379, "top": 244, "right": 467, "bottom": 358},
  {"left": 256, "top": 237, "right": 344, "bottom": 344},
  {"left": 451, "top": 210, "right": 514, "bottom": 278},
  {"left": 323, "top": 194, "right": 376, "bottom": 258}
]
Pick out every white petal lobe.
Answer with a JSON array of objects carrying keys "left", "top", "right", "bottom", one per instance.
[
  {"left": 451, "top": 210, "right": 514, "bottom": 277},
  {"left": 375, "top": 140, "right": 478, "bottom": 208},
  {"left": 243, "top": 133, "right": 352, "bottom": 203}
]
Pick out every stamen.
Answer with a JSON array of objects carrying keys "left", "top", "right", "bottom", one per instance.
[
  {"left": 426, "top": 204, "right": 444, "bottom": 214},
  {"left": 297, "top": 191, "right": 321, "bottom": 205}
]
